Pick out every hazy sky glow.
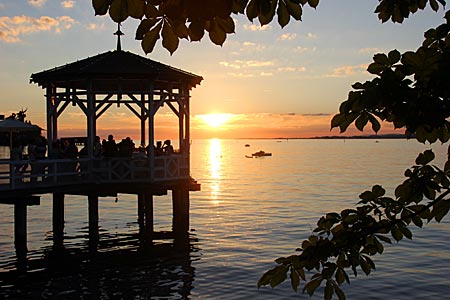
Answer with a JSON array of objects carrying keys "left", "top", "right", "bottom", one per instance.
[{"left": 0, "top": 1, "right": 447, "bottom": 139}]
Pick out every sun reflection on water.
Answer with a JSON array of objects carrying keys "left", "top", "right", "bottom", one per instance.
[{"left": 208, "top": 139, "right": 222, "bottom": 204}]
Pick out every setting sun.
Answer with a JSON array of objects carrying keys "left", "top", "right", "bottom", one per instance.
[{"left": 199, "top": 113, "right": 233, "bottom": 128}]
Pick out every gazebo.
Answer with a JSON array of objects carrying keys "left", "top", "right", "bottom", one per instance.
[{"left": 30, "top": 47, "right": 202, "bottom": 183}]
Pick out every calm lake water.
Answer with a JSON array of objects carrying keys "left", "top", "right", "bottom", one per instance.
[{"left": 0, "top": 139, "right": 449, "bottom": 299}]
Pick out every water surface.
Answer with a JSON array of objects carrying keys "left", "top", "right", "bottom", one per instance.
[{"left": 0, "top": 139, "right": 449, "bottom": 299}]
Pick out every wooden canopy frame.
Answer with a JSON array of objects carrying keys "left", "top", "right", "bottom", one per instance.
[{"left": 30, "top": 50, "right": 203, "bottom": 171}]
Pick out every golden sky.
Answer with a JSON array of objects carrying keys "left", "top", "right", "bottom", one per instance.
[{"left": 0, "top": 1, "right": 444, "bottom": 140}]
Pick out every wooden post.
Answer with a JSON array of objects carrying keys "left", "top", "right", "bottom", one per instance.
[
  {"left": 144, "top": 192, "right": 154, "bottom": 234},
  {"left": 140, "top": 93, "right": 146, "bottom": 146},
  {"left": 138, "top": 192, "right": 153, "bottom": 247},
  {"left": 88, "top": 194, "right": 99, "bottom": 252},
  {"left": 172, "top": 186, "right": 190, "bottom": 234},
  {"left": 14, "top": 199, "right": 27, "bottom": 267},
  {"left": 138, "top": 191, "right": 153, "bottom": 234},
  {"left": 52, "top": 193, "right": 64, "bottom": 249},
  {"left": 138, "top": 192, "right": 145, "bottom": 235}
]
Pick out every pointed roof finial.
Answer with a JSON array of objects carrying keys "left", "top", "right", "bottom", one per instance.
[{"left": 114, "top": 23, "right": 124, "bottom": 51}]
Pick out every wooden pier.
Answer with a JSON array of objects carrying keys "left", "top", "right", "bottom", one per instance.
[{"left": 0, "top": 38, "right": 203, "bottom": 268}]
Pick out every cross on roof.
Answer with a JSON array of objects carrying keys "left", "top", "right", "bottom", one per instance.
[{"left": 114, "top": 23, "right": 124, "bottom": 51}]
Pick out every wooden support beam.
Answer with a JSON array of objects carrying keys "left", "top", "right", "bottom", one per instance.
[
  {"left": 14, "top": 199, "right": 28, "bottom": 267},
  {"left": 88, "top": 194, "right": 99, "bottom": 252},
  {"left": 144, "top": 192, "right": 153, "bottom": 234},
  {"left": 52, "top": 193, "right": 65, "bottom": 249},
  {"left": 172, "top": 187, "right": 190, "bottom": 234}
]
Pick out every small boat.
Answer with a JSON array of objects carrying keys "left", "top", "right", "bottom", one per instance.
[{"left": 251, "top": 150, "right": 272, "bottom": 157}]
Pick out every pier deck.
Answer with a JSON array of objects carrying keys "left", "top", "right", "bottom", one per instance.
[{"left": 0, "top": 154, "right": 199, "bottom": 200}]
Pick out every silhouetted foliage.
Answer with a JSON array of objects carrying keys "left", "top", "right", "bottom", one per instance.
[
  {"left": 93, "top": 1, "right": 450, "bottom": 299},
  {"left": 92, "top": 0, "right": 445, "bottom": 54}
]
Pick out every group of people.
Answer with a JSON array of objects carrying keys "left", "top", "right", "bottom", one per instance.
[
  {"left": 153, "top": 139, "right": 174, "bottom": 156},
  {"left": 99, "top": 135, "right": 135, "bottom": 158}
]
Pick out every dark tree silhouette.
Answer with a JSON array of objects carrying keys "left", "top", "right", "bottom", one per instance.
[{"left": 93, "top": 1, "right": 450, "bottom": 299}]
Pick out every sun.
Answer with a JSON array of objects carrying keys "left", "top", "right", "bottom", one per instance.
[{"left": 200, "top": 113, "right": 233, "bottom": 128}]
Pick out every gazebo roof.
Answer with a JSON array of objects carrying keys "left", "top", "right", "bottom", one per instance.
[{"left": 30, "top": 50, "right": 203, "bottom": 90}]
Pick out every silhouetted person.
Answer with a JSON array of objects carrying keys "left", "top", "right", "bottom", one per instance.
[
  {"left": 163, "top": 139, "right": 174, "bottom": 155},
  {"left": 93, "top": 136, "right": 102, "bottom": 157},
  {"left": 155, "top": 141, "right": 164, "bottom": 156},
  {"left": 104, "top": 134, "right": 118, "bottom": 157}
]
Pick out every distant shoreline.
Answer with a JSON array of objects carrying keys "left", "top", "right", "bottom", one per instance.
[
  {"left": 234, "top": 134, "right": 409, "bottom": 140},
  {"left": 0, "top": 134, "right": 409, "bottom": 146}
]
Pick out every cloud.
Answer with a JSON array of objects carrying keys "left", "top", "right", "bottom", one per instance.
[
  {"left": 28, "top": 0, "right": 47, "bottom": 7},
  {"left": 359, "top": 47, "right": 384, "bottom": 54},
  {"left": 0, "top": 15, "right": 76, "bottom": 43},
  {"left": 260, "top": 72, "right": 273, "bottom": 76},
  {"left": 219, "top": 60, "right": 275, "bottom": 69},
  {"left": 86, "top": 22, "right": 105, "bottom": 31},
  {"left": 277, "top": 67, "right": 296, "bottom": 72},
  {"left": 243, "top": 24, "right": 271, "bottom": 31},
  {"left": 328, "top": 64, "right": 367, "bottom": 77},
  {"left": 294, "top": 45, "right": 308, "bottom": 53},
  {"left": 238, "top": 41, "right": 267, "bottom": 53},
  {"left": 279, "top": 33, "right": 297, "bottom": 41},
  {"left": 226, "top": 72, "right": 255, "bottom": 78},
  {"left": 307, "top": 32, "right": 318, "bottom": 39},
  {"left": 61, "top": 0, "right": 75, "bottom": 8}
]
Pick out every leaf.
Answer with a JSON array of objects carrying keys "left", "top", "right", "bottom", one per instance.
[
  {"left": 216, "top": 16, "right": 235, "bottom": 34},
  {"left": 286, "top": 0, "right": 302, "bottom": 21},
  {"left": 355, "top": 113, "right": 369, "bottom": 131},
  {"left": 307, "top": 0, "right": 319, "bottom": 9},
  {"left": 269, "top": 265, "right": 288, "bottom": 288},
  {"left": 208, "top": 20, "right": 227, "bottom": 46},
  {"left": 162, "top": 21, "right": 179, "bottom": 55},
  {"left": 303, "top": 277, "right": 322, "bottom": 297},
  {"left": 376, "top": 235, "right": 392, "bottom": 244},
  {"left": 391, "top": 225, "right": 403, "bottom": 241},
  {"left": 135, "top": 18, "right": 159, "bottom": 40},
  {"left": 277, "top": 1, "right": 290, "bottom": 28},
  {"left": 367, "top": 113, "right": 381, "bottom": 133},
  {"left": 415, "top": 150, "right": 435, "bottom": 165},
  {"left": 373, "top": 53, "right": 390, "bottom": 65},
  {"left": 330, "top": 113, "right": 343, "bottom": 129},
  {"left": 335, "top": 285, "right": 346, "bottom": 300},
  {"left": 188, "top": 20, "right": 205, "bottom": 41},
  {"left": 411, "top": 215, "right": 423, "bottom": 227},
  {"left": 93, "top": 0, "right": 110, "bottom": 15},
  {"left": 339, "top": 113, "right": 359, "bottom": 133},
  {"left": 367, "top": 62, "right": 386, "bottom": 75},
  {"left": 433, "top": 199, "right": 450, "bottom": 222},
  {"left": 246, "top": 0, "right": 259, "bottom": 21},
  {"left": 430, "top": 0, "right": 439, "bottom": 12},
  {"left": 259, "top": 0, "right": 276, "bottom": 26},
  {"left": 324, "top": 280, "right": 334, "bottom": 300},
  {"left": 400, "top": 226, "right": 413, "bottom": 239},
  {"left": 141, "top": 21, "right": 162, "bottom": 54},
  {"left": 388, "top": 49, "right": 401, "bottom": 64},
  {"left": 360, "top": 257, "right": 371, "bottom": 275},
  {"left": 127, "top": 0, "right": 145, "bottom": 19},
  {"left": 290, "top": 266, "right": 300, "bottom": 292},
  {"left": 109, "top": 0, "right": 129, "bottom": 23},
  {"left": 258, "top": 269, "right": 273, "bottom": 287},
  {"left": 335, "top": 268, "right": 346, "bottom": 285},
  {"left": 145, "top": 3, "right": 160, "bottom": 18},
  {"left": 372, "top": 185, "right": 385, "bottom": 197}
]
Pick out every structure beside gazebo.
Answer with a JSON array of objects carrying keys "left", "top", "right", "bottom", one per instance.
[{"left": 0, "top": 47, "right": 203, "bottom": 266}]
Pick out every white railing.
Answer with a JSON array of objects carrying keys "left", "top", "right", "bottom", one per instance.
[{"left": 0, "top": 154, "right": 190, "bottom": 191}]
